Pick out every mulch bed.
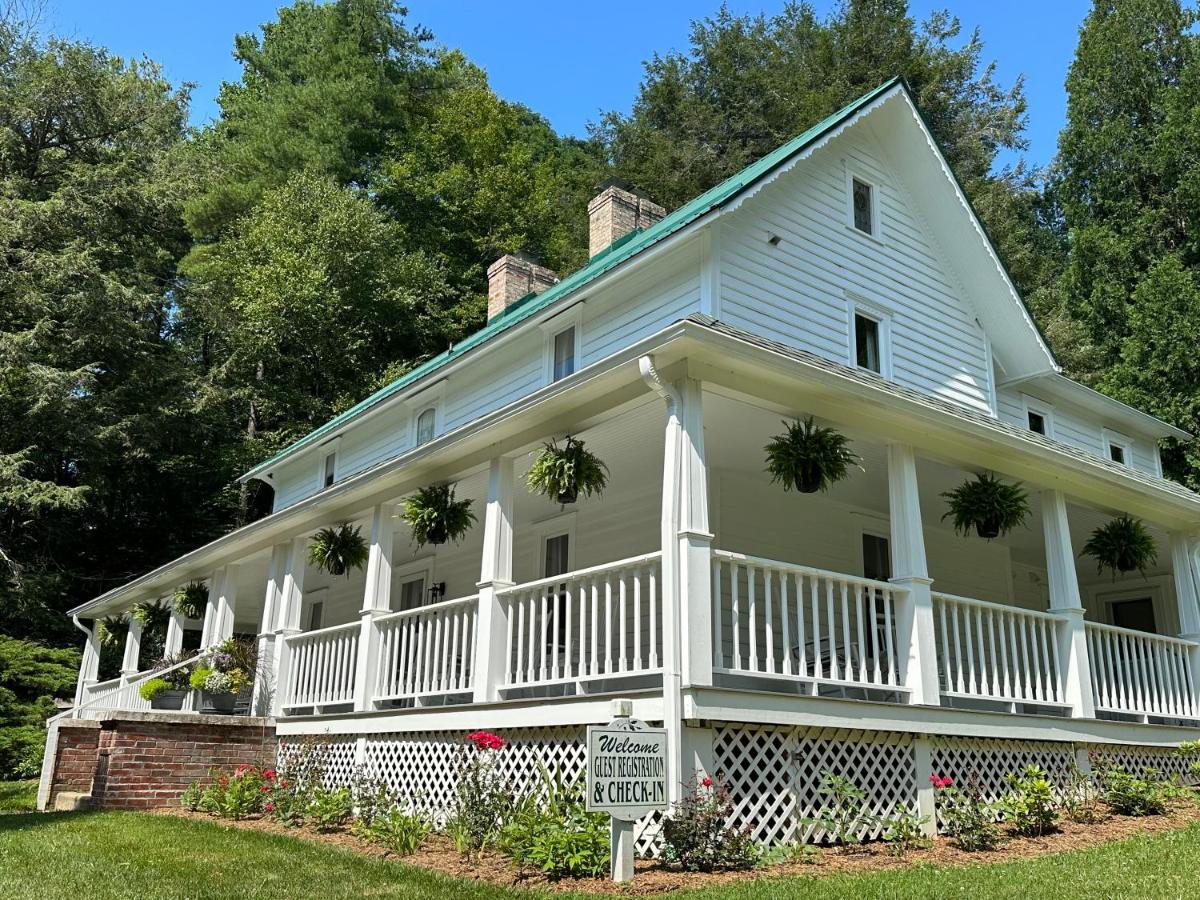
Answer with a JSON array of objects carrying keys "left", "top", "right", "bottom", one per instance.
[{"left": 157, "top": 799, "right": 1200, "bottom": 895}]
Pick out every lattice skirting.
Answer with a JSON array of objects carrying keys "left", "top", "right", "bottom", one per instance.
[{"left": 1091, "top": 743, "right": 1197, "bottom": 783}]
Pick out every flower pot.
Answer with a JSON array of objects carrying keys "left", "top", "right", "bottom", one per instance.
[
  {"left": 150, "top": 690, "right": 187, "bottom": 711},
  {"left": 427, "top": 520, "right": 449, "bottom": 546},
  {"left": 556, "top": 486, "right": 579, "bottom": 505},
  {"left": 198, "top": 691, "right": 238, "bottom": 715},
  {"left": 974, "top": 517, "right": 1001, "bottom": 540},
  {"left": 1115, "top": 549, "right": 1140, "bottom": 573},
  {"left": 794, "top": 473, "right": 822, "bottom": 494}
]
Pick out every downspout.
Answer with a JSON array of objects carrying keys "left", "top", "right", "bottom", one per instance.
[
  {"left": 70, "top": 616, "right": 97, "bottom": 708},
  {"left": 639, "top": 355, "right": 685, "bottom": 803}
]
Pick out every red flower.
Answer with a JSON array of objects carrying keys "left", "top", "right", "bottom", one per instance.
[
  {"left": 701, "top": 777, "right": 714, "bottom": 788},
  {"left": 929, "top": 775, "right": 953, "bottom": 789},
  {"left": 235, "top": 764, "right": 253, "bottom": 778},
  {"left": 264, "top": 801, "right": 275, "bottom": 812},
  {"left": 262, "top": 768, "right": 277, "bottom": 780},
  {"left": 280, "top": 779, "right": 290, "bottom": 788},
  {"left": 260, "top": 785, "right": 270, "bottom": 792},
  {"left": 466, "top": 730, "right": 506, "bottom": 751}
]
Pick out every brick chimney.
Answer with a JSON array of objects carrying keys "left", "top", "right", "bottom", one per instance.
[
  {"left": 587, "top": 179, "right": 666, "bottom": 257},
  {"left": 486, "top": 254, "right": 558, "bottom": 321}
]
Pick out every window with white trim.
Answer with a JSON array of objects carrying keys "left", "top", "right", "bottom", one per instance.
[
  {"left": 322, "top": 451, "right": 336, "bottom": 488},
  {"left": 552, "top": 326, "right": 576, "bottom": 381},
  {"left": 415, "top": 407, "right": 436, "bottom": 446},
  {"left": 851, "top": 177, "right": 874, "bottom": 235},
  {"left": 1022, "top": 396, "right": 1054, "bottom": 438},
  {"left": 847, "top": 299, "right": 890, "bottom": 377},
  {"left": 307, "top": 600, "right": 324, "bottom": 631},
  {"left": 861, "top": 533, "right": 891, "bottom": 582},
  {"left": 393, "top": 559, "right": 434, "bottom": 612},
  {"left": 1103, "top": 429, "right": 1132, "bottom": 466}
]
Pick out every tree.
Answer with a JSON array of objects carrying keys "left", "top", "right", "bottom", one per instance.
[{"left": 0, "top": 635, "right": 79, "bottom": 779}]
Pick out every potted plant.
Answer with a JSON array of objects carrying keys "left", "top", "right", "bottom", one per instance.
[
  {"left": 97, "top": 614, "right": 128, "bottom": 649},
  {"left": 941, "top": 472, "right": 1031, "bottom": 539},
  {"left": 764, "top": 417, "right": 860, "bottom": 494},
  {"left": 526, "top": 436, "right": 609, "bottom": 504},
  {"left": 174, "top": 580, "right": 208, "bottom": 620},
  {"left": 138, "top": 653, "right": 194, "bottom": 710},
  {"left": 1083, "top": 515, "right": 1157, "bottom": 578},
  {"left": 400, "top": 483, "right": 476, "bottom": 547},
  {"left": 307, "top": 523, "right": 370, "bottom": 577},
  {"left": 190, "top": 638, "right": 256, "bottom": 714},
  {"left": 132, "top": 598, "right": 171, "bottom": 633}
]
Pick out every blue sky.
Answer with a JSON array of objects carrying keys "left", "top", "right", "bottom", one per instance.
[{"left": 46, "top": 0, "right": 1090, "bottom": 170}]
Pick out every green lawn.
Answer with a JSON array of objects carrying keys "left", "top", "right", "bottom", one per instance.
[
  {"left": 0, "top": 780, "right": 36, "bottom": 813},
  {"left": 0, "top": 809, "right": 1197, "bottom": 899}
]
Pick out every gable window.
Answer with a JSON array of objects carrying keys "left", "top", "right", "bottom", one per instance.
[
  {"left": 415, "top": 407, "right": 436, "bottom": 446},
  {"left": 1022, "top": 396, "right": 1054, "bottom": 438},
  {"left": 323, "top": 451, "right": 337, "bottom": 488},
  {"left": 854, "top": 313, "right": 881, "bottom": 373},
  {"left": 851, "top": 177, "right": 874, "bottom": 235},
  {"left": 862, "top": 533, "right": 891, "bottom": 582},
  {"left": 1027, "top": 411, "right": 1046, "bottom": 435},
  {"left": 1103, "top": 429, "right": 1132, "bottom": 467},
  {"left": 552, "top": 326, "right": 576, "bottom": 381},
  {"left": 1109, "top": 443, "right": 1126, "bottom": 465}
]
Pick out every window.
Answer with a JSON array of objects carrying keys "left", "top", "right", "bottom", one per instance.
[
  {"left": 307, "top": 601, "right": 324, "bottom": 631},
  {"left": 1022, "top": 396, "right": 1053, "bottom": 438},
  {"left": 862, "top": 534, "right": 891, "bottom": 582},
  {"left": 1109, "top": 443, "right": 1126, "bottom": 465},
  {"left": 851, "top": 178, "right": 874, "bottom": 235},
  {"left": 323, "top": 451, "right": 336, "bottom": 488},
  {"left": 415, "top": 407, "right": 436, "bottom": 446},
  {"left": 854, "top": 313, "right": 881, "bottom": 373},
  {"left": 1027, "top": 411, "right": 1046, "bottom": 435},
  {"left": 397, "top": 575, "right": 426, "bottom": 612},
  {"left": 552, "top": 326, "right": 576, "bottom": 381},
  {"left": 544, "top": 533, "right": 570, "bottom": 644},
  {"left": 1111, "top": 597, "right": 1156, "bottom": 634},
  {"left": 1103, "top": 429, "right": 1132, "bottom": 467}
]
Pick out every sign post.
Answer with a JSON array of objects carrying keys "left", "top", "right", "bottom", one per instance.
[{"left": 586, "top": 698, "right": 669, "bottom": 882}]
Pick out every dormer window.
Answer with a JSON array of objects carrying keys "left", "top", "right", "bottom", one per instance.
[
  {"left": 416, "top": 407, "right": 436, "bottom": 446},
  {"left": 852, "top": 178, "right": 874, "bottom": 235},
  {"left": 1027, "top": 411, "right": 1046, "bottom": 435},
  {"left": 1022, "top": 396, "right": 1054, "bottom": 438},
  {"left": 1104, "top": 429, "right": 1132, "bottom": 467},
  {"left": 322, "top": 451, "right": 336, "bottom": 488},
  {"left": 552, "top": 326, "right": 576, "bottom": 381}
]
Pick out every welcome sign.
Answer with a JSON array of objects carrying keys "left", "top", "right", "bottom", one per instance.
[{"left": 585, "top": 723, "right": 668, "bottom": 821}]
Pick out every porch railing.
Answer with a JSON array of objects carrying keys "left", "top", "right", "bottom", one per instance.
[
  {"left": 712, "top": 550, "right": 904, "bottom": 692},
  {"left": 282, "top": 621, "right": 360, "bottom": 710},
  {"left": 81, "top": 675, "right": 151, "bottom": 714},
  {"left": 498, "top": 552, "right": 662, "bottom": 689},
  {"left": 933, "top": 592, "right": 1066, "bottom": 708},
  {"left": 1086, "top": 622, "right": 1198, "bottom": 721},
  {"left": 374, "top": 594, "right": 477, "bottom": 703}
]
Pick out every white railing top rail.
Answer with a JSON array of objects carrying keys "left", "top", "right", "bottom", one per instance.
[
  {"left": 1085, "top": 620, "right": 1198, "bottom": 648},
  {"left": 375, "top": 593, "right": 478, "bottom": 626},
  {"left": 84, "top": 674, "right": 125, "bottom": 693},
  {"left": 64, "top": 648, "right": 212, "bottom": 721},
  {"left": 284, "top": 620, "right": 361, "bottom": 645},
  {"left": 497, "top": 551, "right": 662, "bottom": 596},
  {"left": 932, "top": 591, "right": 1068, "bottom": 623},
  {"left": 713, "top": 549, "right": 902, "bottom": 595}
]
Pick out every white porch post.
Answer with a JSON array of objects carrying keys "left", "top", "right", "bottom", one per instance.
[
  {"left": 120, "top": 615, "right": 143, "bottom": 681},
  {"left": 887, "top": 443, "right": 940, "bottom": 705},
  {"left": 213, "top": 564, "right": 239, "bottom": 644},
  {"left": 200, "top": 568, "right": 224, "bottom": 647},
  {"left": 73, "top": 618, "right": 101, "bottom": 706},
  {"left": 474, "top": 455, "right": 515, "bottom": 703},
  {"left": 271, "top": 536, "right": 307, "bottom": 717},
  {"left": 354, "top": 503, "right": 395, "bottom": 712},
  {"left": 1042, "top": 490, "right": 1095, "bottom": 718},
  {"left": 164, "top": 600, "right": 185, "bottom": 658},
  {"left": 640, "top": 356, "right": 686, "bottom": 803},
  {"left": 251, "top": 543, "right": 290, "bottom": 715},
  {"left": 677, "top": 378, "right": 713, "bottom": 690},
  {"left": 1171, "top": 533, "right": 1200, "bottom": 707}
]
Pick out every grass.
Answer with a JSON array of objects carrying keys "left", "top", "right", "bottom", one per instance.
[
  {"left": 0, "top": 781, "right": 37, "bottom": 813},
  {"left": 0, "top": 809, "right": 1197, "bottom": 899}
]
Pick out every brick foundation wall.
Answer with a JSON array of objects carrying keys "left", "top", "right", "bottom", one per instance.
[{"left": 48, "top": 711, "right": 275, "bottom": 811}]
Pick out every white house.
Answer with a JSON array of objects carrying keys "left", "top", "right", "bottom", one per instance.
[{"left": 40, "top": 78, "right": 1200, "bottom": 842}]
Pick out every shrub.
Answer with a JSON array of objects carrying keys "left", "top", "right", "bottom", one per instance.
[
  {"left": 265, "top": 739, "right": 331, "bottom": 826},
  {"left": 179, "top": 781, "right": 203, "bottom": 811},
  {"left": 1093, "top": 761, "right": 1166, "bottom": 816},
  {"left": 499, "top": 772, "right": 609, "bottom": 880},
  {"left": 882, "top": 805, "right": 931, "bottom": 856},
  {"left": 449, "top": 731, "right": 512, "bottom": 853},
  {"left": 661, "top": 777, "right": 759, "bottom": 872},
  {"left": 1177, "top": 740, "right": 1200, "bottom": 783},
  {"left": 805, "top": 771, "right": 877, "bottom": 845},
  {"left": 997, "top": 765, "right": 1058, "bottom": 837},
  {"left": 1061, "top": 762, "right": 1102, "bottom": 824},
  {"left": 933, "top": 774, "right": 1000, "bottom": 852},
  {"left": 356, "top": 808, "right": 431, "bottom": 856},
  {"left": 138, "top": 678, "right": 171, "bottom": 702},
  {"left": 308, "top": 786, "right": 354, "bottom": 831}
]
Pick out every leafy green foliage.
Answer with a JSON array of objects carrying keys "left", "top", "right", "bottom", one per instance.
[
  {"left": 804, "top": 771, "right": 880, "bottom": 846},
  {"left": 1082, "top": 515, "right": 1158, "bottom": 577},
  {"left": 661, "top": 777, "right": 760, "bottom": 872},
  {"left": 882, "top": 806, "right": 931, "bottom": 857},
  {"left": 764, "top": 418, "right": 859, "bottom": 494},
  {"left": 997, "top": 765, "right": 1058, "bottom": 837},
  {"left": 307, "top": 523, "right": 370, "bottom": 577},
  {"left": 132, "top": 600, "right": 171, "bottom": 639},
  {"left": 934, "top": 774, "right": 1001, "bottom": 852},
  {"left": 941, "top": 473, "right": 1031, "bottom": 539},
  {"left": 0, "top": 635, "right": 79, "bottom": 778},
  {"left": 447, "top": 738, "right": 512, "bottom": 854},
  {"left": 1093, "top": 760, "right": 1167, "bottom": 816},
  {"left": 400, "top": 484, "right": 476, "bottom": 548},
  {"left": 498, "top": 771, "right": 609, "bottom": 879},
  {"left": 138, "top": 678, "right": 171, "bottom": 702},
  {"left": 308, "top": 787, "right": 354, "bottom": 832},
  {"left": 525, "top": 438, "right": 609, "bottom": 504},
  {"left": 353, "top": 808, "right": 431, "bottom": 856},
  {"left": 173, "top": 582, "right": 209, "bottom": 620}
]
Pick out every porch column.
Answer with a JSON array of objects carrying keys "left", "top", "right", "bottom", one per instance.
[
  {"left": 213, "top": 564, "right": 239, "bottom": 644},
  {"left": 1171, "top": 533, "right": 1200, "bottom": 709},
  {"left": 271, "top": 536, "right": 307, "bottom": 716},
  {"left": 164, "top": 600, "right": 186, "bottom": 658},
  {"left": 199, "top": 568, "right": 224, "bottom": 647},
  {"left": 120, "top": 615, "right": 143, "bottom": 680},
  {"left": 354, "top": 503, "right": 396, "bottom": 712},
  {"left": 886, "top": 443, "right": 940, "bottom": 706},
  {"left": 72, "top": 618, "right": 101, "bottom": 707},
  {"left": 1042, "top": 490, "right": 1095, "bottom": 718},
  {"left": 677, "top": 378, "right": 713, "bottom": 689},
  {"left": 474, "top": 455, "right": 515, "bottom": 703},
  {"left": 251, "top": 543, "right": 290, "bottom": 715}
]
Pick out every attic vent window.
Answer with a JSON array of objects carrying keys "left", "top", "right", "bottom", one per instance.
[
  {"left": 1109, "top": 443, "right": 1126, "bottom": 465},
  {"left": 852, "top": 178, "right": 874, "bottom": 235},
  {"left": 1027, "top": 411, "right": 1046, "bottom": 435}
]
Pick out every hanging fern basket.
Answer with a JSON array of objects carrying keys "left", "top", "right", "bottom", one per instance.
[
  {"left": 763, "top": 417, "right": 860, "bottom": 494},
  {"left": 941, "top": 472, "right": 1031, "bottom": 540},
  {"left": 173, "top": 581, "right": 209, "bottom": 620},
  {"left": 1083, "top": 515, "right": 1157, "bottom": 578},
  {"left": 307, "top": 523, "right": 370, "bottom": 577},
  {"left": 400, "top": 483, "right": 476, "bottom": 548},
  {"left": 526, "top": 437, "right": 609, "bottom": 505}
]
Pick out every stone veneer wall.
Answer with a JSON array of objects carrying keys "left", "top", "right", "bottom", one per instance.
[{"left": 48, "top": 711, "right": 275, "bottom": 810}]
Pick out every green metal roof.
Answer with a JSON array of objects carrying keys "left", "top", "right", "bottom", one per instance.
[{"left": 242, "top": 77, "right": 904, "bottom": 481}]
